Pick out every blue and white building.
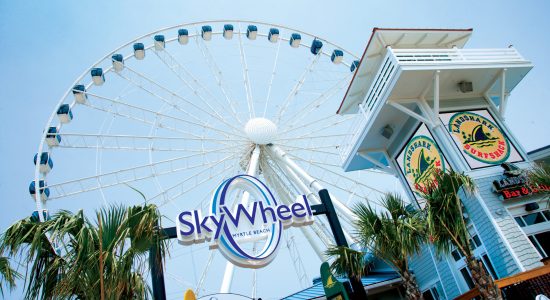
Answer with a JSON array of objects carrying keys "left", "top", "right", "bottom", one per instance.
[{"left": 337, "top": 28, "right": 549, "bottom": 299}]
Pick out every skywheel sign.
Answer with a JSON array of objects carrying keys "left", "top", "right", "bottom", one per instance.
[{"left": 176, "top": 175, "right": 314, "bottom": 268}]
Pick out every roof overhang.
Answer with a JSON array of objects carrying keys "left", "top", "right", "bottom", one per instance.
[
  {"left": 528, "top": 145, "right": 550, "bottom": 164},
  {"left": 337, "top": 28, "right": 473, "bottom": 115}
]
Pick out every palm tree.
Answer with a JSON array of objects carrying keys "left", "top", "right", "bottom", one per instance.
[
  {"left": 0, "top": 203, "right": 167, "bottom": 299},
  {"left": 528, "top": 162, "right": 550, "bottom": 200},
  {"left": 0, "top": 256, "right": 21, "bottom": 296},
  {"left": 328, "top": 193, "right": 426, "bottom": 300},
  {"left": 325, "top": 246, "right": 367, "bottom": 281},
  {"left": 418, "top": 170, "right": 502, "bottom": 300}
]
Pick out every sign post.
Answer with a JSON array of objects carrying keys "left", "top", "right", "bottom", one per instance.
[
  {"left": 148, "top": 177, "right": 365, "bottom": 300},
  {"left": 312, "top": 189, "right": 368, "bottom": 300}
]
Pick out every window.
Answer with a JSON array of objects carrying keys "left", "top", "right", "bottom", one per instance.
[
  {"left": 452, "top": 249, "right": 463, "bottom": 261},
  {"left": 460, "top": 268, "right": 475, "bottom": 289},
  {"left": 528, "top": 231, "right": 550, "bottom": 258},
  {"left": 472, "top": 235, "right": 482, "bottom": 248},
  {"left": 481, "top": 254, "right": 498, "bottom": 279},
  {"left": 515, "top": 216, "right": 526, "bottom": 227},
  {"left": 514, "top": 209, "right": 550, "bottom": 227},
  {"left": 451, "top": 226, "right": 500, "bottom": 291},
  {"left": 523, "top": 212, "right": 546, "bottom": 226},
  {"left": 422, "top": 285, "right": 441, "bottom": 300}
]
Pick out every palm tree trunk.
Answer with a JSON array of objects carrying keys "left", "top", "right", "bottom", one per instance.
[
  {"left": 465, "top": 255, "right": 502, "bottom": 300},
  {"left": 401, "top": 270, "right": 423, "bottom": 300}
]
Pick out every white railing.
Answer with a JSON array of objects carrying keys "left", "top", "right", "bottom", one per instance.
[
  {"left": 339, "top": 47, "right": 528, "bottom": 165},
  {"left": 339, "top": 49, "right": 400, "bottom": 163},
  {"left": 339, "top": 104, "right": 369, "bottom": 162},
  {"left": 392, "top": 47, "right": 526, "bottom": 65}
]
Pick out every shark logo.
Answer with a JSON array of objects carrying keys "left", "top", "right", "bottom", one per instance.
[
  {"left": 325, "top": 275, "right": 337, "bottom": 289},
  {"left": 403, "top": 135, "right": 445, "bottom": 193},
  {"left": 448, "top": 111, "right": 510, "bottom": 164}
]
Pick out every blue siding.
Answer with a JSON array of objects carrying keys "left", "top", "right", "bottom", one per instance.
[
  {"left": 460, "top": 174, "right": 542, "bottom": 276},
  {"left": 410, "top": 244, "right": 461, "bottom": 299}
]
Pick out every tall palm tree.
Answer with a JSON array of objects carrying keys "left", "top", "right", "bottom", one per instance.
[
  {"left": 0, "top": 203, "right": 167, "bottom": 299},
  {"left": 329, "top": 193, "right": 426, "bottom": 300},
  {"left": 418, "top": 170, "right": 502, "bottom": 300}
]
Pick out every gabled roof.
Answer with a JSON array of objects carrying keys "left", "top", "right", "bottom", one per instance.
[{"left": 337, "top": 28, "right": 473, "bottom": 114}]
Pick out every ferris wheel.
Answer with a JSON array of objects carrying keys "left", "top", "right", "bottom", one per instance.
[{"left": 30, "top": 21, "right": 397, "bottom": 299}]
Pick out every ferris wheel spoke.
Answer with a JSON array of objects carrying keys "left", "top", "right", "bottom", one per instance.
[
  {"left": 82, "top": 91, "right": 243, "bottom": 139},
  {"left": 156, "top": 163, "right": 236, "bottom": 207},
  {"left": 146, "top": 152, "right": 238, "bottom": 203},
  {"left": 194, "top": 35, "right": 242, "bottom": 124},
  {"left": 279, "top": 113, "right": 354, "bottom": 138},
  {"left": 283, "top": 152, "right": 392, "bottom": 177},
  {"left": 45, "top": 145, "right": 241, "bottom": 200},
  {"left": 118, "top": 65, "right": 244, "bottom": 135},
  {"left": 197, "top": 250, "right": 216, "bottom": 297},
  {"left": 57, "top": 133, "right": 244, "bottom": 149},
  {"left": 282, "top": 145, "right": 341, "bottom": 157},
  {"left": 263, "top": 35, "right": 282, "bottom": 118},
  {"left": 283, "top": 73, "right": 353, "bottom": 127},
  {"left": 237, "top": 23, "right": 255, "bottom": 119},
  {"left": 276, "top": 53, "right": 321, "bottom": 123},
  {"left": 152, "top": 48, "right": 243, "bottom": 126},
  {"left": 277, "top": 133, "right": 352, "bottom": 142},
  {"left": 289, "top": 154, "right": 386, "bottom": 196},
  {"left": 283, "top": 232, "right": 310, "bottom": 289}
]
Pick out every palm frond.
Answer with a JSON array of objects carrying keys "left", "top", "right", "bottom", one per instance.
[
  {"left": 0, "top": 256, "right": 21, "bottom": 296},
  {"left": 417, "top": 170, "right": 475, "bottom": 257},
  {"left": 352, "top": 193, "right": 426, "bottom": 274},
  {"left": 325, "top": 246, "right": 366, "bottom": 280}
]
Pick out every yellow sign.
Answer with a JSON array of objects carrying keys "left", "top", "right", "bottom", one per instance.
[
  {"left": 447, "top": 111, "right": 509, "bottom": 164},
  {"left": 402, "top": 135, "right": 445, "bottom": 194}
]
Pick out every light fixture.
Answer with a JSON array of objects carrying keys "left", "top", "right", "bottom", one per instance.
[
  {"left": 525, "top": 202, "right": 539, "bottom": 212},
  {"left": 458, "top": 81, "right": 473, "bottom": 93},
  {"left": 380, "top": 125, "right": 393, "bottom": 139}
]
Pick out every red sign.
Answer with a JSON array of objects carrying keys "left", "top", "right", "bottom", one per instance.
[{"left": 499, "top": 184, "right": 550, "bottom": 200}]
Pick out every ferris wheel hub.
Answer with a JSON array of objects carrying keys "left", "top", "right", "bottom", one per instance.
[{"left": 244, "top": 118, "right": 277, "bottom": 145}]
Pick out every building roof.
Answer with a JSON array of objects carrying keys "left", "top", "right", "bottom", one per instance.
[
  {"left": 281, "top": 272, "right": 400, "bottom": 300},
  {"left": 337, "top": 28, "right": 473, "bottom": 115},
  {"left": 528, "top": 145, "right": 550, "bottom": 164}
]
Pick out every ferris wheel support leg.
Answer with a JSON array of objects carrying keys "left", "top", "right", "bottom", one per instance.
[
  {"left": 267, "top": 145, "right": 357, "bottom": 224},
  {"left": 220, "top": 145, "right": 261, "bottom": 294},
  {"left": 269, "top": 146, "right": 356, "bottom": 245},
  {"left": 273, "top": 160, "right": 336, "bottom": 246}
]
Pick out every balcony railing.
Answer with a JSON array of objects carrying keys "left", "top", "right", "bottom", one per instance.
[
  {"left": 392, "top": 47, "right": 526, "bottom": 65},
  {"left": 339, "top": 47, "right": 528, "bottom": 165}
]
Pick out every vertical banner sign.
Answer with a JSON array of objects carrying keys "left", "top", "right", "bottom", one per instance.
[
  {"left": 320, "top": 262, "right": 350, "bottom": 300},
  {"left": 396, "top": 124, "right": 449, "bottom": 208},
  {"left": 439, "top": 110, "right": 523, "bottom": 169}
]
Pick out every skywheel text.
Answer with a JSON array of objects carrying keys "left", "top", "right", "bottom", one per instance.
[{"left": 175, "top": 174, "right": 314, "bottom": 268}]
